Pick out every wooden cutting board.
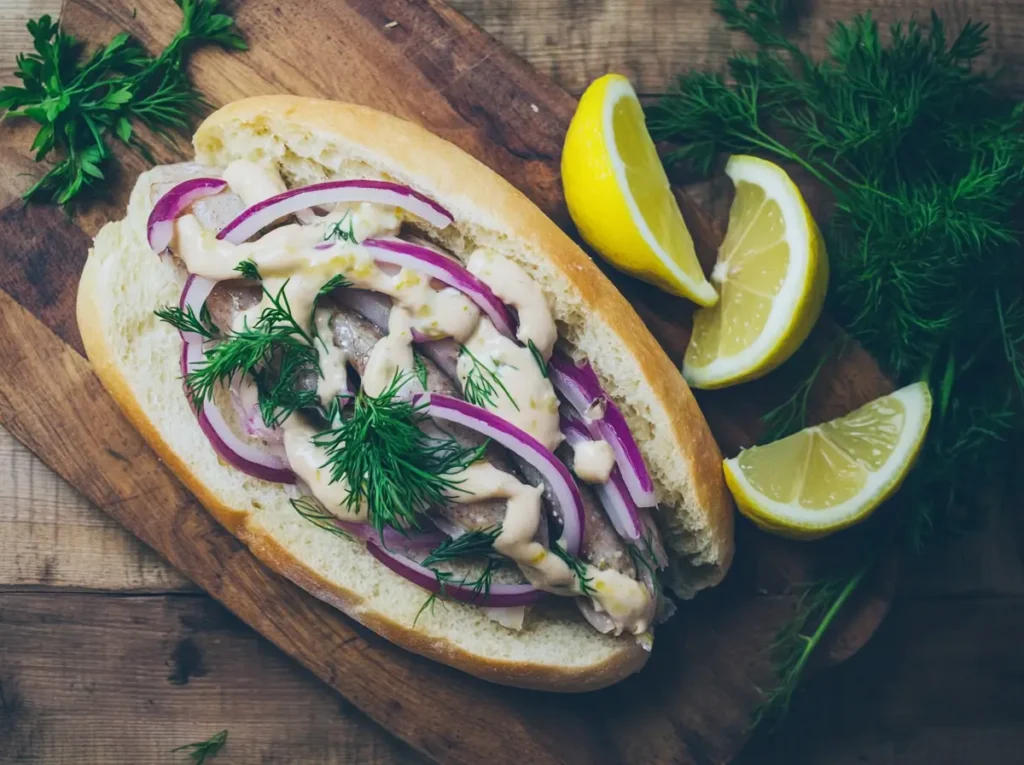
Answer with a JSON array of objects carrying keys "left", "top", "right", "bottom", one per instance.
[{"left": 0, "top": 1, "right": 896, "bottom": 763}]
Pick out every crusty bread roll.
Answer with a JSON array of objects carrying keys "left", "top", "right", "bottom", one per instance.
[{"left": 77, "top": 95, "right": 734, "bottom": 691}]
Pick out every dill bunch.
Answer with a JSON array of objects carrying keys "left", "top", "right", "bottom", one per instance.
[
  {"left": 650, "top": 0, "right": 1024, "bottom": 726},
  {"left": 0, "top": 1, "right": 245, "bottom": 205}
]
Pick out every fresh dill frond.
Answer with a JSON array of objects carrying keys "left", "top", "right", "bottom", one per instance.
[
  {"left": 312, "top": 372, "right": 489, "bottom": 535},
  {"left": 413, "top": 352, "right": 429, "bottom": 388},
  {"left": 527, "top": 339, "right": 549, "bottom": 378},
  {"left": 459, "top": 345, "right": 519, "bottom": 410},
  {"left": 0, "top": 2, "right": 245, "bottom": 206},
  {"left": 154, "top": 304, "right": 218, "bottom": 340},
  {"left": 290, "top": 497, "right": 353, "bottom": 541},
  {"left": 318, "top": 273, "right": 351, "bottom": 297},
  {"left": 171, "top": 729, "right": 228, "bottom": 765},
  {"left": 652, "top": 0, "right": 1024, "bottom": 731},
  {"left": 234, "top": 259, "right": 261, "bottom": 280},
  {"left": 323, "top": 209, "right": 357, "bottom": 243},
  {"left": 750, "top": 558, "right": 874, "bottom": 729},
  {"left": 759, "top": 338, "right": 845, "bottom": 443},
  {"left": 551, "top": 543, "right": 594, "bottom": 596},
  {"left": 184, "top": 280, "right": 318, "bottom": 413},
  {"left": 420, "top": 526, "right": 503, "bottom": 565}
]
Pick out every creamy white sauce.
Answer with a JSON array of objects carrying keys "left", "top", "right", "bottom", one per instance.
[
  {"left": 283, "top": 418, "right": 363, "bottom": 524},
  {"left": 362, "top": 306, "right": 418, "bottom": 397},
  {"left": 571, "top": 439, "right": 616, "bottom": 484},
  {"left": 223, "top": 159, "right": 287, "bottom": 207},
  {"left": 315, "top": 307, "right": 349, "bottom": 406},
  {"left": 449, "top": 462, "right": 651, "bottom": 634},
  {"left": 457, "top": 319, "right": 562, "bottom": 451},
  {"left": 171, "top": 174, "right": 651, "bottom": 634},
  {"left": 467, "top": 249, "right": 557, "bottom": 359}
]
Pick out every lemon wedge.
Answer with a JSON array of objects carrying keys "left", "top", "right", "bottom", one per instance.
[
  {"left": 724, "top": 382, "right": 932, "bottom": 540},
  {"left": 562, "top": 74, "right": 718, "bottom": 306},
  {"left": 683, "top": 155, "right": 828, "bottom": 389}
]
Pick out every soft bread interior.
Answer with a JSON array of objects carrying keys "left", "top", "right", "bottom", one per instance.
[
  {"left": 191, "top": 96, "right": 734, "bottom": 597},
  {"left": 78, "top": 167, "right": 649, "bottom": 691}
]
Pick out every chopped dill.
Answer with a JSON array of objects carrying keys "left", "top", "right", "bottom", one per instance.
[
  {"left": 460, "top": 344, "right": 519, "bottom": 410},
  {"left": 154, "top": 303, "right": 218, "bottom": 340},
  {"left": 234, "top": 259, "right": 261, "bottom": 280},
  {"left": 171, "top": 729, "right": 228, "bottom": 765},
  {"left": 551, "top": 543, "right": 593, "bottom": 596},
  {"left": 290, "top": 497, "right": 353, "bottom": 541},
  {"left": 323, "top": 209, "right": 357, "bottom": 243},
  {"left": 527, "top": 339, "right": 549, "bottom": 378},
  {"left": 413, "top": 351, "right": 429, "bottom": 389}
]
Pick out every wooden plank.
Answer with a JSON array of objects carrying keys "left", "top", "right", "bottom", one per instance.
[
  {"left": 3, "top": 590, "right": 1022, "bottom": 765},
  {"left": 0, "top": 428, "right": 193, "bottom": 592},
  {"left": 736, "top": 595, "right": 1024, "bottom": 765},
  {"left": 450, "top": 0, "right": 1024, "bottom": 95},
  {"left": 0, "top": 592, "right": 420, "bottom": 765}
]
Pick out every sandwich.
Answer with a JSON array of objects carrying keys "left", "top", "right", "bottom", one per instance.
[{"left": 77, "top": 95, "right": 734, "bottom": 691}]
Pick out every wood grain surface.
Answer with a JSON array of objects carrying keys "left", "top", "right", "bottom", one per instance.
[{"left": 0, "top": 1, "right": 1021, "bottom": 764}]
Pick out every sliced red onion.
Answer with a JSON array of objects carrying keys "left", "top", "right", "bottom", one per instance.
[
  {"left": 229, "top": 384, "right": 286, "bottom": 454},
  {"left": 561, "top": 415, "right": 642, "bottom": 541},
  {"left": 178, "top": 274, "right": 219, "bottom": 345},
  {"left": 148, "top": 177, "right": 227, "bottom": 253},
  {"left": 217, "top": 180, "right": 454, "bottom": 244},
  {"left": 336, "top": 521, "right": 448, "bottom": 551},
  {"left": 367, "top": 541, "right": 545, "bottom": 607},
  {"left": 363, "top": 238, "right": 517, "bottom": 338},
  {"left": 181, "top": 341, "right": 295, "bottom": 483},
  {"left": 415, "top": 393, "right": 584, "bottom": 556},
  {"left": 549, "top": 352, "right": 656, "bottom": 508}
]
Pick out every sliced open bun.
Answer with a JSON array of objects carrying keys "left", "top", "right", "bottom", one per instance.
[{"left": 77, "top": 96, "right": 733, "bottom": 690}]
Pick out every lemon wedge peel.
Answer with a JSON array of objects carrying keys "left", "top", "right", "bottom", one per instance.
[
  {"left": 683, "top": 155, "right": 828, "bottom": 389},
  {"left": 723, "top": 382, "right": 933, "bottom": 540},
  {"left": 562, "top": 74, "right": 719, "bottom": 306}
]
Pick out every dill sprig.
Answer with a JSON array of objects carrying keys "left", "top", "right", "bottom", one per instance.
[
  {"left": 527, "top": 340, "right": 549, "bottom": 378},
  {"left": 420, "top": 526, "right": 503, "bottom": 566},
  {"left": 180, "top": 280, "right": 317, "bottom": 412},
  {"left": 234, "top": 259, "right": 261, "bottom": 280},
  {"left": 290, "top": 497, "right": 354, "bottom": 541},
  {"left": 413, "top": 352, "right": 429, "bottom": 388},
  {"left": 318, "top": 273, "right": 351, "bottom": 297},
  {"left": 154, "top": 303, "right": 218, "bottom": 340},
  {"left": 0, "top": 2, "right": 245, "bottom": 206},
  {"left": 172, "top": 729, "right": 228, "bottom": 765},
  {"left": 551, "top": 543, "right": 594, "bottom": 596},
  {"left": 460, "top": 345, "right": 519, "bottom": 410},
  {"left": 650, "top": 0, "right": 1024, "bottom": 727},
  {"left": 312, "top": 373, "right": 489, "bottom": 535},
  {"left": 323, "top": 209, "right": 357, "bottom": 243}
]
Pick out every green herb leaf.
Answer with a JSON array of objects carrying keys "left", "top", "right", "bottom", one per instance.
[
  {"left": 459, "top": 344, "right": 519, "bottom": 410},
  {"left": 527, "top": 339, "right": 548, "bottom": 378},
  {"left": 2, "top": 1, "right": 245, "bottom": 206},
  {"left": 420, "top": 525, "right": 503, "bottom": 566},
  {"left": 312, "top": 372, "right": 489, "bottom": 535},
  {"left": 172, "top": 729, "right": 227, "bottom": 765},
  {"left": 290, "top": 497, "right": 353, "bottom": 541},
  {"left": 155, "top": 303, "right": 219, "bottom": 340},
  {"left": 551, "top": 543, "right": 593, "bottom": 596},
  {"left": 234, "top": 259, "right": 261, "bottom": 280}
]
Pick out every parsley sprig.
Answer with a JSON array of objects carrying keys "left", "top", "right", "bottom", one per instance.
[{"left": 0, "top": 1, "right": 245, "bottom": 206}]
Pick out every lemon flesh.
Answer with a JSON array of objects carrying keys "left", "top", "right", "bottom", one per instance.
[
  {"left": 724, "top": 382, "right": 932, "bottom": 539},
  {"left": 562, "top": 74, "right": 718, "bottom": 306},
  {"left": 684, "top": 155, "right": 828, "bottom": 389}
]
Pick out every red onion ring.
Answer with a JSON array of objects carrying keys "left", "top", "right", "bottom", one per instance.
[
  {"left": 178, "top": 274, "right": 219, "bottom": 345},
  {"left": 549, "top": 352, "right": 656, "bottom": 508},
  {"left": 415, "top": 393, "right": 584, "bottom": 557},
  {"left": 367, "top": 541, "right": 545, "bottom": 607},
  {"left": 181, "top": 341, "right": 295, "bottom": 483},
  {"left": 336, "top": 521, "right": 448, "bottom": 551},
  {"left": 217, "top": 180, "right": 454, "bottom": 244},
  {"left": 560, "top": 415, "right": 643, "bottom": 541},
  {"left": 148, "top": 177, "right": 227, "bottom": 253},
  {"left": 363, "top": 238, "right": 517, "bottom": 339}
]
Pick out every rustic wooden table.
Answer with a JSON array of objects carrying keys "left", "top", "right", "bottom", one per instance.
[{"left": 1, "top": 1, "right": 1023, "bottom": 763}]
